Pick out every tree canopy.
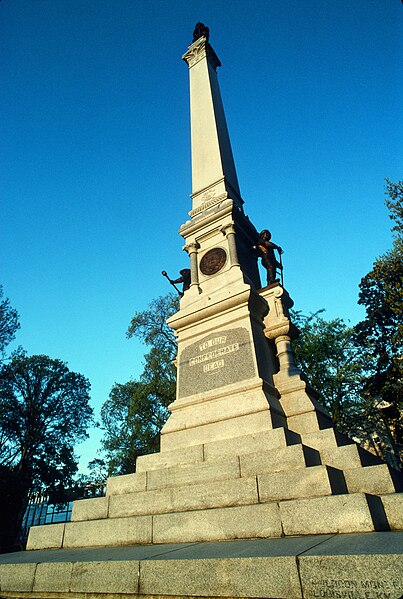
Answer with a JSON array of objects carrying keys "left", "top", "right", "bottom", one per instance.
[
  {"left": 0, "top": 352, "right": 93, "bottom": 548},
  {"left": 0, "top": 285, "right": 20, "bottom": 362},
  {"left": 354, "top": 180, "right": 403, "bottom": 465},
  {"left": 101, "top": 294, "right": 178, "bottom": 475}
]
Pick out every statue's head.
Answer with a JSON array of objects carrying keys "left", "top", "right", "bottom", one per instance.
[{"left": 259, "top": 229, "right": 271, "bottom": 240}]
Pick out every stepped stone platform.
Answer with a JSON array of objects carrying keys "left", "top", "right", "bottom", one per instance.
[
  {"left": 1, "top": 533, "right": 402, "bottom": 599},
  {"left": 25, "top": 428, "right": 403, "bottom": 552}
]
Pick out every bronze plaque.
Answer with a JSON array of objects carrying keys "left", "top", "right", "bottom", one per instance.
[{"left": 200, "top": 247, "right": 227, "bottom": 275}]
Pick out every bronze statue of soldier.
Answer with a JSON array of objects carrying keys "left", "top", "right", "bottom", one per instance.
[
  {"left": 162, "top": 269, "right": 191, "bottom": 296},
  {"left": 253, "top": 230, "right": 283, "bottom": 285}
]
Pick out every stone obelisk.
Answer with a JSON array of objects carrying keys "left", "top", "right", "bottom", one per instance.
[{"left": 161, "top": 27, "right": 330, "bottom": 452}]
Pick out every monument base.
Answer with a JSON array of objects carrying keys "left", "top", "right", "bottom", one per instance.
[{"left": 0, "top": 533, "right": 402, "bottom": 599}]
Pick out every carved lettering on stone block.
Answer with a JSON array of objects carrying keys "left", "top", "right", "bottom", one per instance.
[{"left": 177, "top": 328, "right": 256, "bottom": 398}]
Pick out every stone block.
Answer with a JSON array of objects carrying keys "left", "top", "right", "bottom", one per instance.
[
  {"left": 258, "top": 466, "right": 346, "bottom": 502},
  {"left": 0, "top": 563, "right": 36, "bottom": 592},
  {"left": 240, "top": 444, "right": 320, "bottom": 477},
  {"left": 301, "top": 428, "right": 353, "bottom": 451},
  {"left": 287, "top": 411, "right": 332, "bottom": 435},
  {"left": 160, "top": 410, "right": 274, "bottom": 452},
  {"left": 319, "top": 444, "right": 382, "bottom": 470},
  {"left": 299, "top": 554, "right": 403, "bottom": 599},
  {"left": 71, "top": 496, "right": 108, "bottom": 521},
  {"left": 153, "top": 503, "right": 282, "bottom": 543},
  {"left": 381, "top": 493, "right": 403, "bottom": 530},
  {"left": 63, "top": 515, "right": 152, "bottom": 548},
  {"left": 33, "top": 562, "right": 73, "bottom": 592},
  {"left": 146, "top": 455, "right": 240, "bottom": 491},
  {"left": 109, "top": 476, "right": 258, "bottom": 519},
  {"left": 26, "top": 522, "right": 65, "bottom": 550},
  {"left": 279, "top": 494, "right": 383, "bottom": 536},
  {"left": 203, "top": 427, "right": 301, "bottom": 461},
  {"left": 344, "top": 464, "right": 403, "bottom": 495},
  {"left": 106, "top": 471, "right": 147, "bottom": 495},
  {"left": 136, "top": 443, "right": 203, "bottom": 472},
  {"left": 70, "top": 560, "right": 139, "bottom": 594},
  {"left": 140, "top": 556, "right": 302, "bottom": 598}
]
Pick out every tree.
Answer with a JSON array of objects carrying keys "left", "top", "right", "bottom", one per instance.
[
  {"left": 0, "top": 285, "right": 20, "bottom": 363},
  {"left": 101, "top": 294, "right": 178, "bottom": 475},
  {"left": 0, "top": 353, "right": 93, "bottom": 549},
  {"left": 354, "top": 180, "right": 403, "bottom": 466},
  {"left": 291, "top": 312, "right": 374, "bottom": 439}
]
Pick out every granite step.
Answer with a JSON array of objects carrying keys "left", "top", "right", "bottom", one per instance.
[
  {"left": 27, "top": 492, "right": 388, "bottom": 550},
  {"left": 344, "top": 464, "right": 403, "bottom": 495},
  {"left": 108, "top": 443, "right": 321, "bottom": 496},
  {"left": 136, "top": 427, "right": 302, "bottom": 473}
]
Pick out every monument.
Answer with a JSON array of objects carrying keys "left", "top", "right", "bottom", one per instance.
[{"left": 0, "top": 24, "right": 402, "bottom": 599}]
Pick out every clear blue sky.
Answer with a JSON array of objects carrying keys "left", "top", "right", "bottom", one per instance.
[{"left": 1, "top": 1, "right": 401, "bottom": 471}]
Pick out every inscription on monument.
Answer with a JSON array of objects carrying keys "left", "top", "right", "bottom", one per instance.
[
  {"left": 178, "top": 327, "right": 255, "bottom": 398},
  {"left": 199, "top": 247, "right": 227, "bottom": 275},
  {"left": 306, "top": 577, "right": 402, "bottom": 599}
]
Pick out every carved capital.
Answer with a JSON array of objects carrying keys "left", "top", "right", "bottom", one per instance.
[
  {"left": 183, "top": 242, "right": 200, "bottom": 254},
  {"left": 182, "top": 38, "right": 221, "bottom": 71},
  {"left": 220, "top": 223, "right": 236, "bottom": 236}
]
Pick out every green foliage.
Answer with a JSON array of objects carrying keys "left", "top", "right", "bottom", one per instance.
[
  {"left": 354, "top": 180, "right": 403, "bottom": 466},
  {"left": 0, "top": 353, "right": 93, "bottom": 488},
  {"left": 0, "top": 353, "right": 93, "bottom": 548},
  {"left": 292, "top": 312, "right": 371, "bottom": 437},
  {"left": 0, "top": 285, "right": 20, "bottom": 362},
  {"left": 101, "top": 294, "right": 178, "bottom": 475}
]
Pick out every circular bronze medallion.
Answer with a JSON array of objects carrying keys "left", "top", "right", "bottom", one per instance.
[{"left": 200, "top": 247, "right": 227, "bottom": 276}]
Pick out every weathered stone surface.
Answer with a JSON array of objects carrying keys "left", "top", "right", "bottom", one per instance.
[
  {"left": 160, "top": 409, "right": 274, "bottom": 452},
  {"left": 258, "top": 466, "right": 346, "bottom": 502},
  {"left": 240, "top": 444, "right": 320, "bottom": 477},
  {"left": 299, "top": 554, "right": 403, "bottom": 599},
  {"left": 109, "top": 477, "right": 258, "bottom": 518},
  {"left": 136, "top": 443, "right": 203, "bottom": 472},
  {"left": 286, "top": 410, "right": 332, "bottom": 435},
  {"left": 146, "top": 455, "right": 240, "bottom": 491},
  {"left": 70, "top": 560, "right": 139, "bottom": 593},
  {"left": 140, "top": 556, "right": 302, "bottom": 598},
  {"left": 319, "top": 444, "right": 383, "bottom": 470},
  {"left": 203, "top": 427, "right": 301, "bottom": 461},
  {"left": 153, "top": 503, "right": 282, "bottom": 543},
  {"left": 0, "top": 563, "right": 36, "bottom": 591},
  {"left": 344, "top": 464, "right": 403, "bottom": 495},
  {"left": 63, "top": 516, "right": 152, "bottom": 548},
  {"left": 26, "top": 522, "right": 65, "bottom": 550},
  {"left": 279, "top": 494, "right": 381, "bottom": 536},
  {"left": 33, "top": 562, "right": 72, "bottom": 592},
  {"left": 107, "top": 471, "right": 147, "bottom": 495},
  {"left": 381, "top": 493, "right": 403, "bottom": 530},
  {"left": 301, "top": 428, "right": 353, "bottom": 451},
  {"left": 177, "top": 327, "right": 256, "bottom": 399},
  {"left": 71, "top": 496, "right": 108, "bottom": 521}
]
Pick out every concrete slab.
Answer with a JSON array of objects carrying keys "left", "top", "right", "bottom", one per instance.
[{"left": 136, "top": 444, "right": 204, "bottom": 472}]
